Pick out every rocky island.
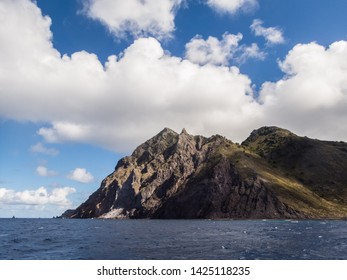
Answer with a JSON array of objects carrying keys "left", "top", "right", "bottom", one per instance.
[{"left": 62, "top": 127, "right": 347, "bottom": 219}]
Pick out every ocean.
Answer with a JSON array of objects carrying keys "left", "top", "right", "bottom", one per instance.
[{"left": 0, "top": 219, "right": 346, "bottom": 260}]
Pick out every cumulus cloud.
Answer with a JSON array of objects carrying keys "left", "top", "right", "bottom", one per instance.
[
  {"left": 185, "top": 33, "right": 265, "bottom": 65},
  {"left": 83, "top": 0, "right": 183, "bottom": 39},
  {"left": 185, "top": 33, "right": 242, "bottom": 65},
  {"left": 250, "top": 19, "right": 284, "bottom": 45},
  {"left": 0, "top": 0, "right": 259, "bottom": 149},
  {"left": 0, "top": 186, "right": 76, "bottom": 206},
  {"left": 239, "top": 43, "right": 266, "bottom": 62},
  {"left": 206, "top": 0, "right": 258, "bottom": 14},
  {"left": 30, "top": 142, "right": 59, "bottom": 156},
  {"left": 1, "top": 0, "right": 347, "bottom": 153},
  {"left": 68, "top": 168, "right": 94, "bottom": 183},
  {"left": 36, "top": 165, "right": 57, "bottom": 177},
  {"left": 260, "top": 41, "right": 347, "bottom": 140}
]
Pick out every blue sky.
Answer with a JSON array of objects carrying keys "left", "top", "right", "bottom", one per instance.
[{"left": 1, "top": 0, "right": 347, "bottom": 218}]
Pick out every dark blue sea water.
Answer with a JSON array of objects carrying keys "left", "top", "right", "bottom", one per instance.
[{"left": 0, "top": 219, "right": 346, "bottom": 260}]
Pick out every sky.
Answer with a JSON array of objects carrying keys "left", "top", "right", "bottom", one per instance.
[{"left": 1, "top": 0, "right": 347, "bottom": 218}]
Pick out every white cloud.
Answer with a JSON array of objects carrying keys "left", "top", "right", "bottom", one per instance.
[
  {"left": 36, "top": 165, "right": 57, "bottom": 177},
  {"left": 259, "top": 41, "right": 347, "bottom": 140},
  {"left": 83, "top": 0, "right": 183, "bottom": 39},
  {"left": 185, "top": 33, "right": 242, "bottom": 65},
  {"left": 0, "top": 0, "right": 259, "bottom": 149},
  {"left": 0, "top": 186, "right": 76, "bottom": 206},
  {"left": 38, "top": 122, "right": 92, "bottom": 143},
  {"left": 1, "top": 0, "right": 347, "bottom": 154},
  {"left": 250, "top": 19, "right": 284, "bottom": 45},
  {"left": 238, "top": 43, "right": 266, "bottom": 62},
  {"left": 30, "top": 142, "right": 59, "bottom": 156},
  {"left": 206, "top": 0, "right": 258, "bottom": 14},
  {"left": 68, "top": 168, "right": 94, "bottom": 183},
  {"left": 185, "top": 33, "right": 265, "bottom": 66}
]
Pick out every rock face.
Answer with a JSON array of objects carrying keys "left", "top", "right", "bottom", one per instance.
[{"left": 62, "top": 127, "right": 347, "bottom": 219}]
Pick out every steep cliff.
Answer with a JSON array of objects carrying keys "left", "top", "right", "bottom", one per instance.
[{"left": 62, "top": 127, "right": 347, "bottom": 219}]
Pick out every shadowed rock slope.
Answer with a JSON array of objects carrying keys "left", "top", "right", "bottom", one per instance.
[{"left": 63, "top": 127, "right": 347, "bottom": 219}]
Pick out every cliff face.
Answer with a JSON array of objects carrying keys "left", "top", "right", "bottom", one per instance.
[{"left": 63, "top": 127, "right": 347, "bottom": 219}]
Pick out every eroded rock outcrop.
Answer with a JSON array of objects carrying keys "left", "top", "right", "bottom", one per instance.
[{"left": 62, "top": 127, "right": 347, "bottom": 219}]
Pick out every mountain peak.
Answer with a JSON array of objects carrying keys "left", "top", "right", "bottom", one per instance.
[
  {"left": 251, "top": 126, "right": 294, "bottom": 136},
  {"left": 131, "top": 128, "right": 178, "bottom": 159},
  {"left": 180, "top": 128, "right": 188, "bottom": 135},
  {"left": 63, "top": 126, "right": 347, "bottom": 220},
  {"left": 242, "top": 126, "right": 295, "bottom": 146},
  {"left": 157, "top": 127, "right": 178, "bottom": 137}
]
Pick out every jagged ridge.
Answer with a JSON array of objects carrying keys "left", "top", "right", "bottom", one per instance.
[{"left": 62, "top": 127, "right": 347, "bottom": 219}]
